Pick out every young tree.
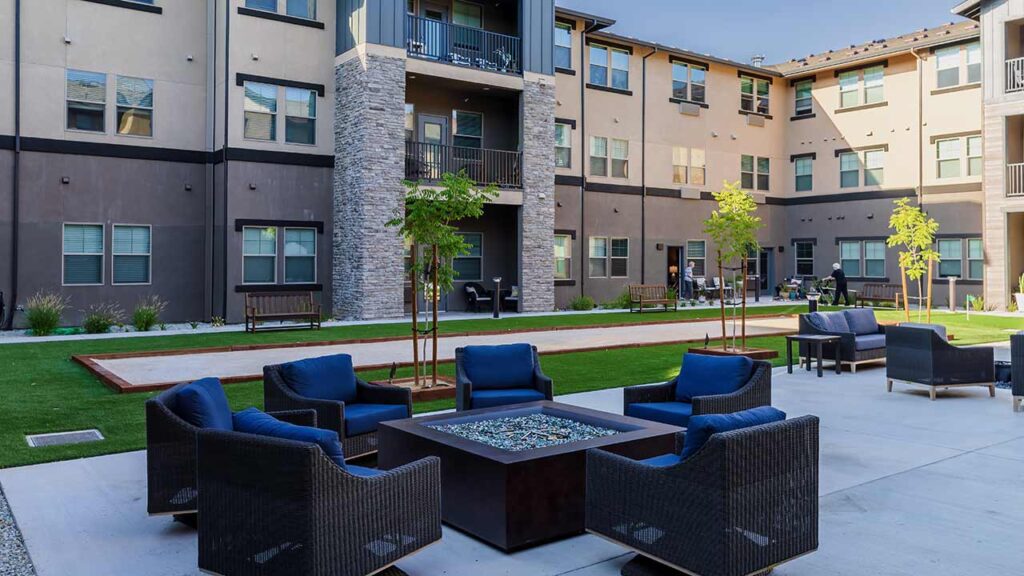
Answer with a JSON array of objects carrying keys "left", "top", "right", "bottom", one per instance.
[
  {"left": 387, "top": 171, "right": 498, "bottom": 388},
  {"left": 886, "top": 198, "right": 940, "bottom": 323},
  {"left": 703, "top": 182, "right": 762, "bottom": 351}
]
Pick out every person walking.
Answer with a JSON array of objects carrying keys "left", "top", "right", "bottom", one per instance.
[
  {"left": 683, "top": 261, "right": 695, "bottom": 301},
  {"left": 829, "top": 262, "right": 851, "bottom": 306}
]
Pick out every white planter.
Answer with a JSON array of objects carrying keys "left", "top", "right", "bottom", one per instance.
[{"left": 1014, "top": 293, "right": 1024, "bottom": 312}]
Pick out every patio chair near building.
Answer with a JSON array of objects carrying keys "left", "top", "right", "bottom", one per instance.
[
  {"left": 623, "top": 353, "right": 772, "bottom": 428},
  {"left": 464, "top": 282, "right": 494, "bottom": 313},
  {"left": 455, "top": 344, "right": 553, "bottom": 411},
  {"left": 264, "top": 354, "right": 412, "bottom": 460},
  {"left": 197, "top": 409, "right": 441, "bottom": 576},
  {"left": 145, "top": 378, "right": 315, "bottom": 521},
  {"left": 886, "top": 324, "right": 995, "bottom": 401},
  {"left": 586, "top": 408, "right": 819, "bottom": 576},
  {"left": 798, "top": 309, "right": 887, "bottom": 372}
]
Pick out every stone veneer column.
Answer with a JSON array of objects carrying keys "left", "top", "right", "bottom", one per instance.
[
  {"left": 333, "top": 46, "right": 407, "bottom": 320},
  {"left": 519, "top": 73, "right": 557, "bottom": 313}
]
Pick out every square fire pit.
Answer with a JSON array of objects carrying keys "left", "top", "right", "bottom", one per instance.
[{"left": 378, "top": 401, "right": 681, "bottom": 551}]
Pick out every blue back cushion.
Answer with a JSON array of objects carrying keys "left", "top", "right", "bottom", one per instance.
[
  {"left": 174, "top": 377, "right": 233, "bottom": 431},
  {"left": 281, "top": 354, "right": 357, "bottom": 404},
  {"left": 233, "top": 408, "right": 346, "bottom": 468},
  {"left": 461, "top": 344, "right": 535, "bottom": 390},
  {"left": 680, "top": 406, "right": 787, "bottom": 460},
  {"left": 675, "top": 353, "right": 753, "bottom": 402},
  {"left": 843, "top": 309, "right": 879, "bottom": 335},
  {"left": 807, "top": 312, "right": 850, "bottom": 334}
]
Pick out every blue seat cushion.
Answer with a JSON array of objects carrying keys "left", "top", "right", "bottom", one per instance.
[
  {"left": 470, "top": 388, "right": 546, "bottom": 409},
  {"left": 174, "top": 377, "right": 233, "bottom": 431},
  {"left": 233, "top": 408, "right": 346, "bottom": 468},
  {"left": 347, "top": 465, "right": 384, "bottom": 478},
  {"left": 640, "top": 453, "right": 683, "bottom": 467},
  {"left": 855, "top": 333, "right": 886, "bottom": 351},
  {"left": 344, "top": 403, "right": 409, "bottom": 437},
  {"left": 462, "top": 344, "right": 535, "bottom": 390},
  {"left": 281, "top": 354, "right": 358, "bottom": 404},
  {"left": 675, "top": 353, "right": 753, "bottom": 402},
  {"left": 843, "top": 309, "right": 880, "bottom": 335},
  {"left": 625, "top": 402, "right": 693, "bottom": 428},
  {"left": 680, "top": 406, "right": 787, "bottom": 460}
]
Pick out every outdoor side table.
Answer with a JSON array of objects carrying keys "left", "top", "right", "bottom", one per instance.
[{"left": 786, "top": 334, "right": 841, "bottom": 377}]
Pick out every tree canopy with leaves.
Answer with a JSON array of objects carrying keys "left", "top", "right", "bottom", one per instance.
[{"left": 886, "top": 197, "right": 940, "bottom": 321}]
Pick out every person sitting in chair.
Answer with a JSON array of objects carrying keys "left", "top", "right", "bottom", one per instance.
[{"left": 828, "top": 263, "right": 851, "bottom": 306}]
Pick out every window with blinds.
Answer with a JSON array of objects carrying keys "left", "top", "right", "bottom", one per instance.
[
  {"left": 112, "top": 225, "right": 151, "bottom": 284},
  {"left": 284, "top": 228, "right": 316, "bottom": 283},
  {"left": 285, "top": 88, "right": 316, "bottom": 145},
  {"left": 64, "top": 224, "right": 104, "bottom": 285},
  {"left": 243, "top": 227, "right": 277, "bottom": 284},
  {"left": 67, "top": 70, "right": 106, "bottom": 133},
  {"left": 244, "top": 82, "right": 277, "bottom": 141}
]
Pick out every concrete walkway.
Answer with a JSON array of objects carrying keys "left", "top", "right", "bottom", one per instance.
[
  {"left": 2, "top": 365, "right": 1022, "bottom": 576},
  {"left": 91, "top": 316, "right": 797, "bottom": 388}
]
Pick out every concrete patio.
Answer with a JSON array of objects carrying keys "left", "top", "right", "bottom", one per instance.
[{"left": 1, "top": 362, "right": 1022, "bottom": 576}]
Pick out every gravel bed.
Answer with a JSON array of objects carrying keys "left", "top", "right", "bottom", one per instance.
[
  {"left": 429, "top": 413, "right": 620, "bottom": 452},
  {"left": 0, "top": 486, "right": 35, "bottom": 576}
]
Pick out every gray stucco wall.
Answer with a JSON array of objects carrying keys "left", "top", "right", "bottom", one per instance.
[{"left": 0, "top": 151, "right": 13, "bottom": 320}]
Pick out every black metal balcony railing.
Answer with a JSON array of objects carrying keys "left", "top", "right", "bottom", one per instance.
[
  {"left": 406, "top": 14, "right": 522, "bottom": 75},
  {"left": 405, "top": 141, "right": 522, "bottom": 189}
]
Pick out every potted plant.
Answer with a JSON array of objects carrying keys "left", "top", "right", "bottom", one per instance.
[{"left": 1015, "top": 273, "right": 1024, "bottom": 312}]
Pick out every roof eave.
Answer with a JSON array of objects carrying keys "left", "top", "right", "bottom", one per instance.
[{"left": 953, "top": 0, "right": 982, "bottom": 20}]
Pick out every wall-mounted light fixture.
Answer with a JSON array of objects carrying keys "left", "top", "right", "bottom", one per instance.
[
  {"left": 185, "top": 184, "right": 193, "bottom": 191},
  {"left": 61, "top": 177, "right": 70, "bottom": 184},
  {"left": 249, "top": 183, "right": 257, "bottom": 191}
]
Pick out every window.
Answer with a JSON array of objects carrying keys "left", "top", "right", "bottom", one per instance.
[
  {"left": 864, "top": 149, "right": 884, "bottom": 185},
  {"left": 283, "top": 88, "right": 316, "bottom": 145},
  {"left": 404, "top": 103, "right": 415, "bottom": 141},
  {"left": 245, "top": 0, "right": 276, "bottom": 10},
  {"left": 672, "top": 61, "right": 707, "bottom": 103},
  {"left": 839, "top": 71, "right": 860, "bottom": 108},
  {"left": 937, "top": 138, "right": 962, "bottom": 179},
  {"left": 741, "top": 155, "right": 754, "bottom": 189},
  {"left": 840, "top": 152, "right": 860, "bottom": 188},
  {"left": 840, "top": 241, "right": 862, "bottom": 277},
  {"left": 741, "top": 155, "right": 769, "bottom": 191},
  {"left": 589, "top": 237, "right": 608, "bottom": 277},
  {"left": 66, "top": 70, "right": 106, "bottom": 132},
  {"left": 454, "top": 233, "right": 482, "bottom": 281},
  {"left": 453, "top": 1, "right": 482, "bottom": 28},
  {"left": 63, "top": 224, "right": 104, "bottom": 285},
  {"left": 690, "top": 149, "right": 706, "bottom": 186},
  {"left": 936, "top": 46, "right": 960, "bottom": 89},
  {"left": 115, "top": 76, "right": 153, "bottom": 137},
  {"left": 740, "top": 76, "right": 770, "bottom": 114},
  {"left": 554, "top": 234, "right": 572, "bottom": 280},
  {"left": 967, "top": 238, "right": 984, "bottom": 280},
  {"left": 555, "top": 23, "right": 572, "bottom": 70},
  {"left": 610, "top": 238, "right": 629, "bottom": 277},
  {"left": 112, "top": 225, "right": 151, "bottom": 284},
  {"left": 611, "top": 138, "right": 629, "bottom": 178},
  {"left": 863, "top": 65, "right": 884, "bottom": 104},
  {"left": 686, "top": 240, "right": 706, "bottom": 277},
  {"left": 968, "top": 135, "right": 982, "bottom": 176},
  {"left": 453, "top": 110, "right": 483, "bottom": 149},
  {"left": 589, "top": 45, "right": 629, "bottom": 90},
  {"left": 555, "top": 123, "right": 572, "bottom": 168},
  {"left": 938, "top": 239, "right": 963, "bottom": 278},
  {"left": 243, "top": 227, "right": 277, "bottom": 284},
  {"left": 244, "top": 82, "right": 277, "bottom": 141},
  {"left": 967, "top": 42, "right": 981, "bottom": 84},
  {"left": 590, "top": 136, "right": 608, "bottom": 176},
  {"left": 286, "top": 0, "right": 316, "bottom": 19},
  {"left": 611, "top": 49, "right": 630, "bottom": 90},
  {"left": 795, "top": 241, "right": 814, "bottom": 276},
  {"left": 673, "top": 147, "right": 705, "bottom": 185},
  {"left": 863, "top": 240, "right": 885, "bottom": 278},
  {"left": 794, "top": 79, "right": 812, "bottom": 116},
  {"left": 284, "top": 228, "right": 316, "bottom": 283},
  {"left": 795, "top": 157, "right": 813, "bottom": 192},
  {"left": 589, "top": 45, "right": 608, "bottom": 87}
]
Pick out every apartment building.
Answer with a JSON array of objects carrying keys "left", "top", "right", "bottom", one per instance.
[{"left": 0, "top": 0, "right": 986, "bottom": 327}]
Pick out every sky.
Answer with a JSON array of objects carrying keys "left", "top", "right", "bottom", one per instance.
[{"left": 554, "top": 0, "right": 967, "bottom": 65}]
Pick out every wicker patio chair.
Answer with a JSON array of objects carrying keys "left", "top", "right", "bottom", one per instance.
[
  {"left": 586, "top": 416, "right": 820, "bottom": 576},
  {"left": 197, "top": 429, "right": 441, "bottom": 576},
  {"left": 455, "top": 344, "right": 553, "bottom": 411},
  {"left": 145, "top": 381, "right": 314, "bottom": 520},
  {"left": 264, "top": 357, "right": 412, "bottom": 460},
  {"left": 887, "top": 324, "right": 995, "bottom": 401}
]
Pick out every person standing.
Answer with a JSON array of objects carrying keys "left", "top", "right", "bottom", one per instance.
[
  {"left": 683, "top": 261, "right": 695, "bottom": 301},
  {"left": 829, "top": 262, "right": 850, "bottom": 306}
]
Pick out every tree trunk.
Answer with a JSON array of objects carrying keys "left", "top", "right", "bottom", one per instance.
[
  {"left": 741, "top": 258, "right": 748, "bottom": 351},
  {"left": 718, "top": 252, "right": 727, "bottom": 351},
  {"left": 410, "top": 243, "right": 420, "bottom": 390},
  {"left": 431, "top": 244, "right": 439, "bottom": 388},
  {"left": 900, "top": 265, "right": 911, "bottom": 322},
  {"left": 926, "top": 258, "right": 934, "bottom": 323}
]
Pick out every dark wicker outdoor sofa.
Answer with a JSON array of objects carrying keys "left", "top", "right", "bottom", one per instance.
[
  {"left": 264, "top": 354, "right": 412, "bottom": 460},
  {"left": 886, "top": 324, "right": 995, "bottom": 401},
  {"left": 145, "top": 379, "right": 314, "bottom": 520},
  {"left": 1012, "top": 332, "right": 1024, "bottom": 413},
  {"left": 798, "top": 309, "right": 887, "bottom": 372},
  {"left": 455, "top": 344, "right": 553, "bottom": 411},
  {"left": 196, "top": 427, "right": 441, "bottom": 576},
  {"left": 586, "top": 414, "right": 820, "bottom": 576},
  {"left": 623, "top": 354, "right": 772, "bottom": 428}
]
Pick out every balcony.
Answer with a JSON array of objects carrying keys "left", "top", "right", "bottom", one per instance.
[
  {"left": 406, "top": 15, "right": 522, "bottom": 75},
  {"left": 1009, "top": 163, "right": 1024, "bottom": 196},
  {"left": 1007, "top": 57, "right": 1024, "bottom": 93},
  {"left": 405, "top": 141, "right": 522, "bottom": 189}
]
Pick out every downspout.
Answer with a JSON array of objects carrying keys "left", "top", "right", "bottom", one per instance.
[
  {"left": 640, "top": 47, "right": 658, "bottom": 285},
  {"left": 6, "top": 0, "right": 21, "bottom": 330},
  {"left": 912, "top": 47, "right": 925, "bottom": 206},
  {"left": 580, "top": 19, "right": 601, "bottom": 299},
  {"left": 222, "top": 0, "right": 231, "bottom": 319}
]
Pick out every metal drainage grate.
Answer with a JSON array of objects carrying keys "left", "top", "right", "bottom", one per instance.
[{"left": 25, "top": 429, "right": 105, "bottom": 448}]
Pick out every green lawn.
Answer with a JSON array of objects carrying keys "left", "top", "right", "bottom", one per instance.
[{"left": 0, "top": 305, "right": 1018, "bottom": 469}]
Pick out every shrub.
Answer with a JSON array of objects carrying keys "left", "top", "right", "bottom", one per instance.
[
  {"left": 569, "top": 295, "right": 596, "bottom": 311},
  {"left": 602, "top": 290, "right": 632, "bottom": 310},
  {"left": 132, "top": 295, "right": 168, "bottom": 332},
  {"left": 667, "top": 288, "right": 678, "bottom": 301},
  {"left": 82, "top": 303, "right": 124, "bottom": 334},
  {"left": 210, "top": 316, "right": 225, "bottom": 327},
  {"left": 25, "top": 292, "right": 69, "bottom": 336},
  {"left": 969, "top": 295, "right": 986, "bottom": 312}
]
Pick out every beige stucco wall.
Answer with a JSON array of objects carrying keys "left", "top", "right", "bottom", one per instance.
[{"left": 0, "top": 0, "right": 14, "bottom": 136}]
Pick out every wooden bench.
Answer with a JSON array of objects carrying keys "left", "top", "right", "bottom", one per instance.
[
  {"left": 245, "top": 292, "right": 322, "bottom": 333},
  {"left": 856, "top": 283, "right": 902, "bottom": 308},
  {"left": 628, "top": 285, "right": 678, "bottom": 313}
]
